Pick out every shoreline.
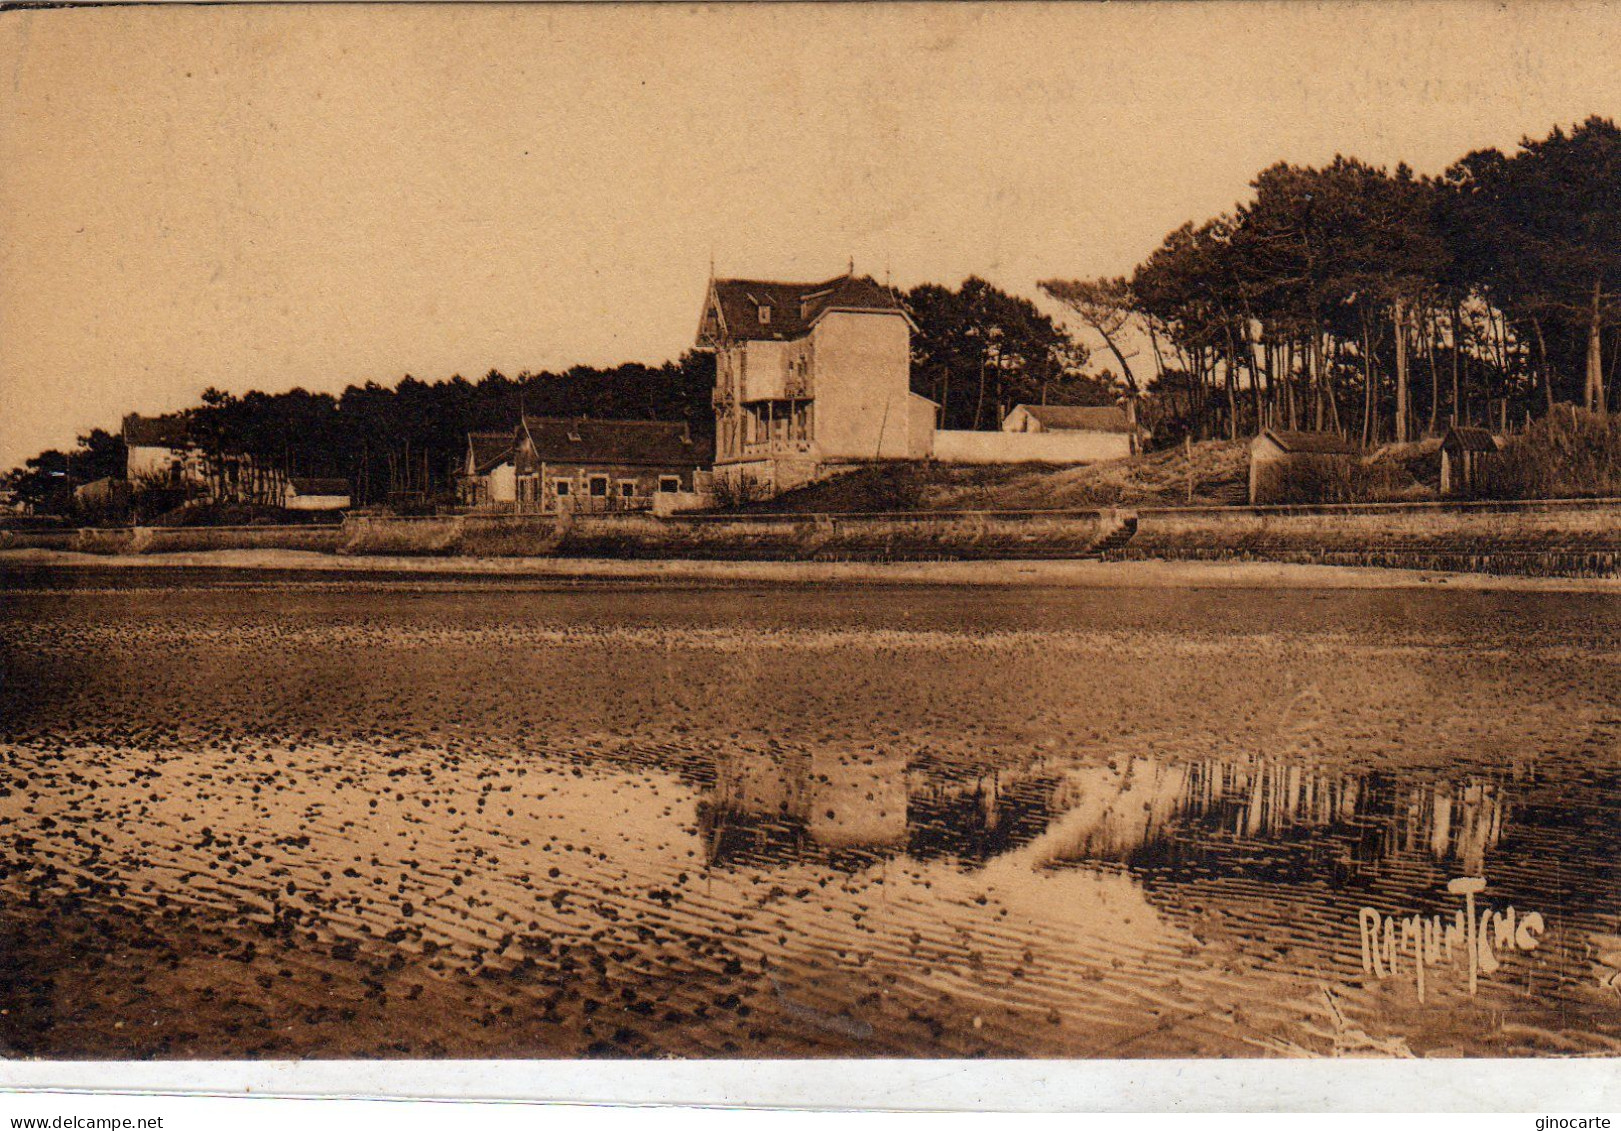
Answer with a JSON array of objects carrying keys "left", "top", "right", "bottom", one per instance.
[{"left": 4, "top": 546, "right": 1621, "bottom": 591}]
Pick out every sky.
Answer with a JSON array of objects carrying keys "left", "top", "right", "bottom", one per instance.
[{"left": 4, "top": 0, "right": 1621, "bottom": 469}]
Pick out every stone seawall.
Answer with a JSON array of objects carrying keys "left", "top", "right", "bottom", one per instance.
[
  {"left": 4, "top": 499, "right": 1618, "bottom": 575},
  {"left": 342, "top": 509, "right": 1125, "bottom": 561},
  {"left": 1113, "top": 498, "right": 1621, "bottom": 577},
  {"left": 0, "top": 524, "right": 344, "bottom": 556}
]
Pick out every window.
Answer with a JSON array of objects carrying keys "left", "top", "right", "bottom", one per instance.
[
  {"left": 553, "top": 479, "right": 571, "bottom": 497},
  {"left": 618, "top": 480, "right": 636, "bottom": 498},
  {"left": 758, "top": 304, "right": 771, "bottom": 325},
  {"left": 589, "top": 475, "right": 609, "bottom": 497},
  {"left": 658, "top": 476, "right": 681, "bottom": 494}
]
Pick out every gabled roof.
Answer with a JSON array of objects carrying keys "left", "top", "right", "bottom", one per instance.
[
  {"left": 518, "top": 416, "right": 705, "bottom": 467},
  {"left": 1258, "top": 429, "right": 1362, "bottom": 455},
  {"left": 698, "top": 274, "right": 910, "bottom": 345},
  {"left": 1012, "top": 404, "right": 1136, "bottom": 434},
  {"left": 288, "top": 477, "right": 350, "bottom": 496},
  {"left": 466, "top": 431, "right": 515, "bottom": 474},
  {"left": 1443, "top": 426, "right": 1502, "bottom": 453},
  {"left": 122, "top": 413, "right": 190, "bottom": 449}
]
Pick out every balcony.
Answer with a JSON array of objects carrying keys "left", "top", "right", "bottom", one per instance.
[{"left": 740, "top": 439, "right": 815, "bottom": 457}]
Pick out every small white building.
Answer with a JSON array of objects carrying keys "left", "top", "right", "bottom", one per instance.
[
  {"left": 459, "top": 431, "right": 517, "bottom": 507},
  {"left": 123, "top": 413, "right": 206, "bottom": 487},
  {"left": 123, "top": 412, "right": 284, "bottom": 503},
  {"left": 282, "top": 477, "right": 351, "bottom": 511},
  {"left": 1000, "top": 403, "right": 1145, "bottom": 456}
]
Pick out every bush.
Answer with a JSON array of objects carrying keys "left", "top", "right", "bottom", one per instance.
[
  {"left": 1476, "top": 408, "right": 1621, "bottom": 500},
  {"left": 712, "top": 473, "right": 771, "bottom": 509},
  {"left": 339, "top": 517, "right": 463, "bottom": 555},
  {"left": 1258, "top": 456, "right": 1427, "bottom": 505},
  {"left": 145, "top": 500, "right": 341, "bottom": 527}
]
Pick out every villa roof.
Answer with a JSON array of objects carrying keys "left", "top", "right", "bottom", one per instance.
[
  {"left": 122, "top": 413, "right": 190, "bottom": 449},
  {"left": 518, "top": 416, "right": 704, "bottom": 467},
  {"left": 701, "top": 274, "right": 909, "bottom": 344}
]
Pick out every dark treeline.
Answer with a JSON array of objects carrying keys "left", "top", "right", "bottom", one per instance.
[
  {"left": 1042, "top": 116, "right": 1621, "bottom": 444},
  {"left": 6, "top": 356, "right": 717, "bottom": 512},
  {"left": 8, "top": 277, "right": 1116, "bottom": 514},
  {"left": 187, "top": 356, "right": 717, "bottom": 506},
  {"left": 906, "top": 277, "right": 1111, "bottom": 430},
  {"left": 24, "top": 110, "right": 1618, "bottom": 518}
]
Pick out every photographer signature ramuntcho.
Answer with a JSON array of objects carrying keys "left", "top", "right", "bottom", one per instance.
[{"left": 1358, "top": 877, "right": 1546, "bottom": 1001}]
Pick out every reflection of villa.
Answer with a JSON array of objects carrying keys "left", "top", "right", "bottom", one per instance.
[{"left": 703, "top": 747, "right": 907, "bottom": 860}]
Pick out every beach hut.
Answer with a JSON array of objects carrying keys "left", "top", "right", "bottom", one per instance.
[
  {"left": 1249, "top": 430, "right": 1362, "bottom": 505},
  {"left": 1440, "top": 427, "right": 1503, "bottom": 496}
]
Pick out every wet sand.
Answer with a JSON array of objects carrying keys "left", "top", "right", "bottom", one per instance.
[{"left": 2, "top": 572, "right": 1619, "bottom": 1058}]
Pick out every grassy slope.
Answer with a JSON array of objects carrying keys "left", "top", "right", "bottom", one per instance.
[{"left": 743, "top": 440, "right": 1252, "bottom": 513}]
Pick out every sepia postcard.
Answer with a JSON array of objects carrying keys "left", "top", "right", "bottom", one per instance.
[{"left": 1, "top": 0, "right": 1620, "bottom": 1114}]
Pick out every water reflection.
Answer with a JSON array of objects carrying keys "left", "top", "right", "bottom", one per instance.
[
  {"left": 701, "top": 746, "right": 1521, "bottom": 884},
  {"left": 696, "top": 745, "right": 1621, "bottom": 1031},
  {"left": 700, "top": 747, "right": 908, "bottom": 862},
  {"left": 1155, "top": 759, "right": 1513, "bottom": 880}
]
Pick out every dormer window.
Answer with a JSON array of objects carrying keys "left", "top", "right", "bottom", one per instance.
[{"left": 758, "top": 304, "right": 771, "bottom": 325}]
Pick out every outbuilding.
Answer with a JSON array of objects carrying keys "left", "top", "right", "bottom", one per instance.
[
  {"left": 1000, "top": 402, "right": 1147, "bottom": 457},
  {"left": 1249, "top": 429, "right": 1362, "bottom": 505},
  {"left": 459, "top": 431, "right": 518, "bottom": 507},
  {"left": 1440, "top": 427, "right": 1503, "bottom": 496},
  {"left": 282, "top": 477, "right": 351, "bottom": 512}
]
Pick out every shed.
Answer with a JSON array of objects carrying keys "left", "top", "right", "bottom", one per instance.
[
  {"left": 460, "top": 431, "right": 517, "bottom": 506},
  {"left": 1001, "top": 402, "right": 1147, "bottom": 457},
  {"left": 1440, "top": 427, "right": 1503, "bottom": 496},
  {"left": 1249, "top": 429, "right": 1362, "bottom": 505},
  {"left": 283, "top": 477, "right": 351, "bottom": 511}
]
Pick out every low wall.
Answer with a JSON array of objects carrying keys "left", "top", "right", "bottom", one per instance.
[
  {"left": 551, "top": 509, "right": 1123, "bottom": 561},
  {"left": 6, "top": 499, "right": 1617, "bottom": 575},
  {"left": 337, "top": 513, "right": 565, "bottom": 557},
  {"left": 139, "top": 525, "right": 344, "bottom": 554},
  {"left": 1114, "top": 498, "right": 1621, "bottom": 577},
  {"left": 0, "top": 524, "right": 343, "bottom": 555},
  {"left": 335, "top": 509, "right": 1122, "bottom": 562},
  {"left": 932, "top": 429, "right": 1133, "bottom": 465}
]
